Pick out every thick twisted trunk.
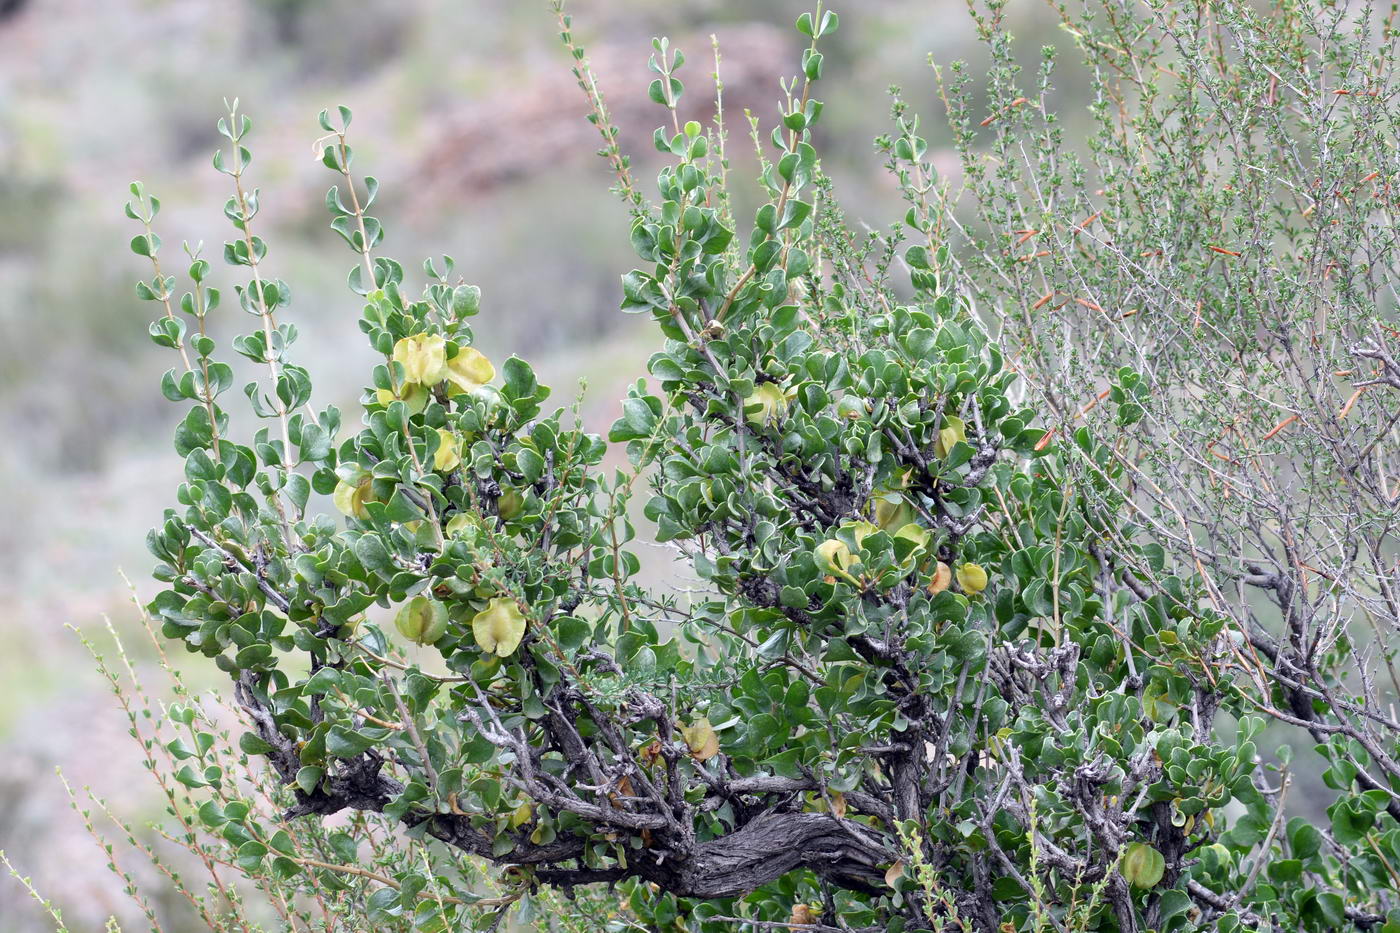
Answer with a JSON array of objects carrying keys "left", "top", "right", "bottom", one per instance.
[
  {"left": 244, "top": 674, "right": 897, "bottom": 901},
  {"left": 267, "top": 744, "right": 896, "bottom": 899},
  {"left": 635, "top": 812, "right": 895, "bottom": 898}
]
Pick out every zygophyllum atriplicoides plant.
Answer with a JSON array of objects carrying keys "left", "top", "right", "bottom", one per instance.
[{"left": 128, "top": 6, "right": 1397, "bottom": 932}]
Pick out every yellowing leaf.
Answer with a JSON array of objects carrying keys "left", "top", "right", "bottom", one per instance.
[
  {"left": 392, "top": 333, "right": 449, "bottom": 386},
  {"left": 1169, "top": 798, "right": 1194, "bottom": 834},
  {"left": 815, "top": 539, "right": 856, "bottom": 578},
  {"left": 497, "top": 488, "right": 524, "bottom": 521},
  {"left": 433, "top": 428, "right": 462, "bottom": 472},
  {"left": 445, "top": 346, "right": 495, "bottom": 395},
  {"left": 873, "top": 493, "right": 914, "bottom": 531},
  {"left": 885, "top": 860, "right": 905, "bottom": 887},
  {"left": 956, "top": 561, "right": 988, "bottom": 594},
  {"left": 1142, "top": 682, "right": 1173, "bottom": 722},
  {"left": 844, "top": 520, "right": 879, "bottom": 549},
  {"left": 445, "top": 512, "right": 481, "bottom": 539},
  {"left": 472, "top": 597, "right": 528, "bottom": 657},
  {"left": 893, "top": 522, "right": 929, "bottom": 550},
  {"left": 680, "top": 717, "right": 720, "bottom": 761}
]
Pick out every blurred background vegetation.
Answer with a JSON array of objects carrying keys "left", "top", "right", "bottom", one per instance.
[{"left": 0, "top": 0, "right": 1095, "bottom": 928}]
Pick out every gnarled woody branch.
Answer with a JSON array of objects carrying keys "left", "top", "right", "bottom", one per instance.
[{"left": 235, "top": 662, "right": 899, "bottom": 900}]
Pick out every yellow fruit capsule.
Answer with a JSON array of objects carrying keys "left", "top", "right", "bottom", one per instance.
[
  {"left": 744, "top": 382, "right": 790, "bottom": 426},
  {"left": 332, "top": 474, "right": 374, "bottom": 520},
  {"left": 928, "top": 561, "right": 952, "bottom": 594},
  {"left": 375, "top": 382, "right": 430, "bottom": 415},
  {"left": 836, "top": 395, "right": 866, "bottom": 420},
  {"left": 956, "top": 562, "right": 989, "bottom": 594},
  {"left": 934, "top": 415, "right": 967, "bottom": 458},
  {"left": 445, "top": 346, "right": 495, "bottom": 395},
  {"left": 1121, "top": 842, "right": 1165, "bottom": 889},
  {"left": 433, "top": 428, "right": 462, "bottom": 472},
  {"left": 392, "top": 333, "right": 449, "bottom": 386},
  {"left": 679, "top": 718, "right": 720, "bottom": 761},
  {"left": 472, "top": 597, "right": 528, "bottom": 657},
  {"left": 394, "top": 595, "right": 449, "bottom": 645}
]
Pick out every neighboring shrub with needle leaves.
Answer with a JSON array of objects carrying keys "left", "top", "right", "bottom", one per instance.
[
  {"left": 86, "top": 3, "right": 1400, "bottom": 932},
  {"left": 924, "top": 0, "right": 1400, "bottom": 930}
]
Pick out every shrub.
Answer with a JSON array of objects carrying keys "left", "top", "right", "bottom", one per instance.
[
  {"left": 54, "top": 2, "right": 1400, "bottom": 931},
  {"left": 937, "top": 0, "right": 1400, "bottom": 928}
]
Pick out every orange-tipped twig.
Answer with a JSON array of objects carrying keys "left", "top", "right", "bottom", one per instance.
[
  {"left": 1338, "top": 386, "right": 1368, "bottom": 419},
  {"left": 1262, "top": 414, "right": 1298, "bottom": 440},
  {"left": 1078, "top": 388, "right": 1112, "bottom": 418},
  {"left": 1298, "top": 561, "right": 1335, "bottom": 582},
  {"left": 1035, "top": 386, "right": 1117, "bottom": 452},
  {"left": 1208, "top": 245, "right": 1242, "bottom": 257},
  {"left": 980, "top": 97, "right": 1030, "bottom": 126}
]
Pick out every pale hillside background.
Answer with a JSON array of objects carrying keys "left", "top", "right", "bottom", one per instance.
[{"left": 0, "top": 0, "right": 1132, "bottom": 929}]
